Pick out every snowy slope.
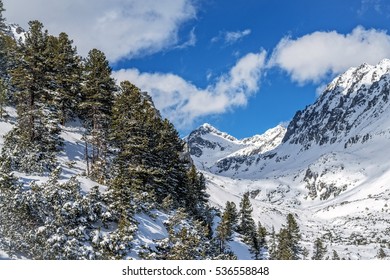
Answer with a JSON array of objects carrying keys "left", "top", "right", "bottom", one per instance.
[
  {"left": 194, "top": 59, "right": 390, "bottom": 259},
  {"left": 0, "top": 108, "right": 254, "bottom": 259}
]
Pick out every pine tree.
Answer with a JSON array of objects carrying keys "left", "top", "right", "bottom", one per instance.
[
  {"left": 237, "top": 192, "right": 258, "bottom": 258},
  {"left": 285, "top": 213, "right": 302, "bottom": 259},
  {"left": 3, "top": 20, "right": 62, "bottom": 173},
  {"left": 110, "top": 80, "right": 160, "bottom": 206},
  {"left": 46, "top": 32, "right": 82, "bottom": 125},
  {"left": 377, "top": 248, "right": 387, "bottom": 259},
  {"left": 80, "top": 48, "right": 116, "bottom": 182},
  {"left": 275, "top": 213, "right": 302, "bottom": 260},
  {"left": 256, "top": 221, "right": 268, "bottom": 259},
  {"left": 185, "top": 165, "right": 209, "bottom": 218},
  {"left": 216, "top": 201, "right": 238, "bottom": 253},
  {"left": 331, "top": 249, "right": 340, "bottom": 260},
  {"left": 110, "top": 80, "right": 192, "bottom": 210},
  {"left": 238, "top": 192, "right": 256, "bottom": 237},
  {"left": 312, "top": 237, "right": 327, "bottom": 260}
]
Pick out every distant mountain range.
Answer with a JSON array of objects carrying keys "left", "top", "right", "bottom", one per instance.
[{"left": 186, "top": 59, "right": 390, "bottom": 259}]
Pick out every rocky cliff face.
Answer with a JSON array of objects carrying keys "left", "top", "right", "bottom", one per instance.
[{"left": 284, "top": 59, "right": 390, "bottom": 148}]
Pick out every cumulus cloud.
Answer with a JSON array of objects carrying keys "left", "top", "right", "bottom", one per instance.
[
  {"left": 113, "top": 51, "right": 267, "bottom": 128},
  {"left": 212, "top": 29, "right": 251, "bottom": 44},
  {"left": 3, "top": 0, "right": 196, "bottom": 62},
  {"left": 269, "top": 26, "right": 390, "bottom": 83}
]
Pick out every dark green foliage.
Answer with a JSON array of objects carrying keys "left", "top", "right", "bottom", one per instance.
[
  {"left": 274, "top": 213, "right": 302, "bottom": 260},
  {"left": 80, "top": 48, "right": 116, "bottom": 183},
  {"left": 237, "top": 192, "right": 267, "bottom": 259},
  {"left": 110, "top": 80, "right": 201, "bottom": 213},
  {"left": 216, "top": 201, "right": 238, "bottom": 253},
  {"left": 255, "top": 221, "right": 268, "bottom": 258},
  {"left": 312, "top": 237, "right": 327, "bottom": 260},
  {"left": 46, "top": 33, "right": 82, "bottom": 125},
  {"left": 238, "top": 192, "right": 256, "bottom": 239},
  {"left": 185, "top": 165, "right": 209, "bottom": 218},
  {"left": 3, "top": 21, "right": 63, "bottom": 174}
]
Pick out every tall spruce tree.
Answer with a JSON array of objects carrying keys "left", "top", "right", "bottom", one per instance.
[
  {"left": 80, "top": 48, "right": 116, "bottom": 182},
  {"left": 237, "top": 192, "right": 258, "bottom": 257},
  {"left": 275, "top": 213, "right": 302, "bottom": 260},
  {"left": 238, "top": 192, "right": 256, "bottom": 236},
  {"left": 285, "top": 213, "right": 302, "bottom": 259}
]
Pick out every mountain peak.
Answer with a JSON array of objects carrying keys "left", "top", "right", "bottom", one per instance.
[
  {"left": 199, "top": 122, "right": 218, "bottom": 132},
  {"left": 325, "top": 59, "right": 390, "bottom": 96}
]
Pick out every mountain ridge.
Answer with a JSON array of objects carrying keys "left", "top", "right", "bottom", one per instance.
[{"left": 187, "top": 59, "right": 390, "bottom": 259}]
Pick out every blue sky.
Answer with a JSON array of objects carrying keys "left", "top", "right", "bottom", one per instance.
[{"left": 4, "top": 0, "right": 390, "bottom": 138}]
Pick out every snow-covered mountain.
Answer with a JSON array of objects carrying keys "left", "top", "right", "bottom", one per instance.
[
  {"left": 189, "top": 59, "right": 390, "bottom": 259},
  {"left": 186, "top": 123, "right": 286, "bottom": 170}
]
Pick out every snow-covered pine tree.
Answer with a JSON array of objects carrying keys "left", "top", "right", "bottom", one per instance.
[
  {"left": 145, "top": 208, "right": 216, "bottom": 260},
  {"left": 80, "top": 48, "right": 116, "bottom": 183},
  {"left": 3, "top": 20, "right": 62, "bottom": 174}
]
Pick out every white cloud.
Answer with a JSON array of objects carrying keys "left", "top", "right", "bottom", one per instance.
[
  {"left": 212, "top": 29, "right": 251, "bottom": 44},
  {"left": 269, "top": 26, "right": 390, "bottom": 83},
  {"left": 113, "top": 51, "right": 267, "bottom": 128},
  {"left": 3, "top": 0, "right": 196, "bottom": 62},
  {"left": 175, "top": 27, "right": 197, "bottom": 49},
  {"left": 225, "top": 29, "right": 251, "bottom": 44}
]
